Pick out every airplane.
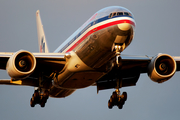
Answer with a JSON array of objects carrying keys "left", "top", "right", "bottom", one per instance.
[{"left": 0, "top": 6, "right": 179, "bottom": 109}]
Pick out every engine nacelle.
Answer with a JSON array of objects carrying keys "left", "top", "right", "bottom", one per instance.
[
  {"left": 148, "top": 53, "right": 176, "bottom": 83},
  {"left": 6, "top": 50, "right": 36, "bottom": 79}
]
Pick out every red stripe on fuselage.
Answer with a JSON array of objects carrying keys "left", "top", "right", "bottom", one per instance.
[{"left": 65, "top": 19, "right": 135, "bottom": 53}]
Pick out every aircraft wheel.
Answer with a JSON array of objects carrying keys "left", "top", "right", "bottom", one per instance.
[
  {"left": 43, "top": 90, "right": 49, "bottom": 99},
  {"left": 30, "top": 98, "right": 35, "bottom": 107},
  {"left": 40, "top": 94, "right": 49, "bottom": 107},
  {"left": 40, "top": 97, "right": 47, "bottom": 107},
  {"left": 112, "top": 91, "right": 117, "bottom": 100},
  {"left": 109, "top": 96, "right": 113, "bottom": 103},
  {"left": 40, "top": 102, "right": 45, "bottom": 107},
  {"left": 33, "top": 90, "right": 39, "bottom": 98},
  {"left": 117, "top": 97, "right": 125, "bottom": 109},
  {"left": 108, "top": 100, "right": 113, "bottom": 109},
  {"left": 122, "top": 92, "right": 127, "bottom": 101},
  {"left": 118, "top": 103, "right": 123, "bottom": 109}
]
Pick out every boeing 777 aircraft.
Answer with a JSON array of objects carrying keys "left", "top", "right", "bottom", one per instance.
[{"left": 0, "top": 6, "right": 180, "bottom": 109}]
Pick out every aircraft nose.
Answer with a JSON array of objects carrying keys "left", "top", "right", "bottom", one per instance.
[{"left": 117, "top": 23, "right": 131, "bottom": 31}]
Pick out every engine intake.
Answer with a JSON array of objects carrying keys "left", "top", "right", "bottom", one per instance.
[
  {"left": 148, "top": 53, "right": 176, "bottom": 83},
  {"left": 6, "top": 50, "right": 36, "bottom": 79}
]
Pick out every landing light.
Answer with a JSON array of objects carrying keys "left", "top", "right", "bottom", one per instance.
[{"left": 117, "top": 23, "right": 131, "bottom": 31}]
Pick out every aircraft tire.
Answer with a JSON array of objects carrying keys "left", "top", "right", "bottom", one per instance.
[
  {"left": 40, "top": 98, "right": 47, "bottom": 107},
  {"left": 30, "top": 98, "right": 35, "bottom": 107},
  {"left": 117, "top": 98, "right": 125, "bottom": 109},
  {"left": 108, "top": 100, "right": 113, "bottom": 109},
  {"left": 112, "top": 91, "right": 117, "bottom": 100},
  {"left": 118, "top": 103, "right": 123, "bottom": 109},
  {"left": 33, "top": 90, "right": 39, "bottom": 98},
  {"left": 40, "top": 102, "right": 45, "bottom": 107},
  {"left": 122, "top": 92, "right": 127, "bottom": 101},
  {"left": 43, "top": 90, "right": 49, "bottom": 99}
]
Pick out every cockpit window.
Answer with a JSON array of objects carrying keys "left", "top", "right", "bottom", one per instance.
[
  {"left": 109, "top": 12, "right": 132, "bottom": 18},
  {"left": 124, "top": 12, "right": 130, "bottom": 16},
  {"left": 128, "top": 13, "right": 132, "bottom": 17},
  {"left": 109, "top": 13, "right": 113, "bottom": 18},
  {"left": 117, "top": 12, "right": 123, "bottom": 16}
]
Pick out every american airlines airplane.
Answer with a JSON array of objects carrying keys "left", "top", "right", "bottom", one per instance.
[{"left": 0, "top": 6, "right": 179, "bottom": 109}]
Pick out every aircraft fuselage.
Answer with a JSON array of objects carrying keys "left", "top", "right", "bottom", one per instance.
[{"left": 51, "top": 6, "right": 135, "bottom": 97}]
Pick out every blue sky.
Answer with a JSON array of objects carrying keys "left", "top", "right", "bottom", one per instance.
[{"left": 0, "top": 0, "right": 180, "bottom": 120}]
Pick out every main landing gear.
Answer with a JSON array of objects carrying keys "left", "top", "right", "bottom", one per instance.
[
  {"left": 30, "top": 89, "right": 49, "bottom": 107},
  {"left": 108, "top": 44, "right": 128, "bottom": 109},
  {"left": 108, "top": 90, "right": 127, "bottom": 109},
  {"left": 30, "top": 72, "right": 52, "bottom": 107}
]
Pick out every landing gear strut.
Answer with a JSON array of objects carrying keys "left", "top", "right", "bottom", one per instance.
[
  {"left": 108, "top": 44, "right": 128, "bottom": 109},
  {"left": 30, "top": 89, "right": 49, "bottom": 107},
  {"left": 30, "top": 72, "right": 51, "bottom": 107},
  {"left": 114, "top": 44, "right": 122, "bottom": 67}
]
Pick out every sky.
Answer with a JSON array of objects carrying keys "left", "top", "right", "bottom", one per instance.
[{"left": 0, "top": 0, "right": 180, "bottom": 120}]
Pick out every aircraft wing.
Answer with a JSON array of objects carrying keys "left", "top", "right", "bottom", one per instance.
[
  {"left": 95, "top": 54, "right": 180, "bottom": 92},
  {"left": 1, "top": 51, "right": 180, "bottom": 89},
  {"left": 0, "top": 52, "right": 66, "bottom": 69},
  {"left": 0, "top": 51, "right": 66, "bottom": 86},
  {"left": 119, "top": 54, "right": 180, "bottom": 72},
  {"left": 33, "top": 52, "right": 66, "bottom": 71},
  {"left": 173, "top": 56, "right": 180, "bottom": 71},
  {"left": 0, "top": 52, "right": 13, "bottom": 69}
]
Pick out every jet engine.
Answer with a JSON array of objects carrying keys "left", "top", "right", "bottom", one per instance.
[
  {"left": 6, "top": 50, "right": 36, "bottom": 79},
  {"left": 148, "top": 53, "right": 176, "bottom": 83}
]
